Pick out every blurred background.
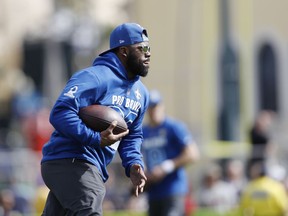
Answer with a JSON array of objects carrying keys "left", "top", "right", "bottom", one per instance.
[{"left": 1, "top": 0, "right": 288, "bottom": 215}]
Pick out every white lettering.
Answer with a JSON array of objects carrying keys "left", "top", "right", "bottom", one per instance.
[
  {"left": 112, "top": 95, "right": 124, "bottom": 105},
  {"left": 125, "top": 98, "right": 131, "bottom": 107},
  {"left": 125, "top": 98, "right": 141, "bottom": 112},
  {"left": 111, "top": 96, "right": 142, "bottom": 112}
]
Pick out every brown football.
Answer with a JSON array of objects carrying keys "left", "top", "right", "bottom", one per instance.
[{"left": 79, "top": 105, "right": 128, "bottom": 134}]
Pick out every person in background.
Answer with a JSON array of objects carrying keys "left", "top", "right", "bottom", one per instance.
[
  {"left": 197, "top": 161, "right": 239, "bottom": 214},
  {"left": 0, "top": 189, "right": 22, "bottom": 216},
  {"left": 247, "top": 110, "right": 274, "bottom": 177},
  {"left": 142, "top": 90, "right": 200, "bottom": 216},
  {"left": 225, "top": 159, "right": 247, "bottom": 198},
  {"left": 41, "top": 23, "right": 151, "bottom": 215},
  {"left": 239, "top": 161, "right": 288, "bottom": 216}
]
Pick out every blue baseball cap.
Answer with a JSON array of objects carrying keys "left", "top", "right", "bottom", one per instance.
[
  {"left": 149, "top": 90, "right": 162, "bottom": 107},
  {"left": 99, "top": 23, "right": 149, "bottom": 56}
]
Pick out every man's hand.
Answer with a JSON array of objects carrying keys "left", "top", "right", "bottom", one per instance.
[
  {"left": 130, "top": 164, "right": 147, "bottom": 197},
  {"left": 100, "top": 121, "right": 129, "bottom": 147}
]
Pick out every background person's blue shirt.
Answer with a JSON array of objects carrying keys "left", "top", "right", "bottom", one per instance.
[{"left": 142, "top": 117, "right": 193, "bottom": 199}]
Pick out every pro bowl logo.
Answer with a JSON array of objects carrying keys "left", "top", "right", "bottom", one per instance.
[{"left": 64, "top": 86, "right": 78, "bottom": 98}]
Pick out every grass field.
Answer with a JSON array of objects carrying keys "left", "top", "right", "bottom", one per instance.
[{"left": 103, "top": 209, "right": 241, "bottom": 216}]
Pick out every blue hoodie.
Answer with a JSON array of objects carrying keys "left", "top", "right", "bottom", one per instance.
[{"left": 41, "top": 52, "right": 149, "bottom": 182}]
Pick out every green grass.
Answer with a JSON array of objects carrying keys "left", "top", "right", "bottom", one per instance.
[
  {"left": 103, "top": 208, "right": 241, "bottom": 216},
  {"left": 104, "top": 211, "right": 145, "bottom": 216}
]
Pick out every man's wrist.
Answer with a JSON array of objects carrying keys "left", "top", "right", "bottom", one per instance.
[{"left": 161, "top": 160, "right": 175, "bottom": 174}]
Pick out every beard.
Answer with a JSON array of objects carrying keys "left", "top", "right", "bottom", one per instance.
[{"left": 126, "top": 51, "right": 149, "bottom": 77}]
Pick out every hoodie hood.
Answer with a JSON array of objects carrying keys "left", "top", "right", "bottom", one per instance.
[{"left": 92, "top": 52, "right": 139, "bottom": 82}]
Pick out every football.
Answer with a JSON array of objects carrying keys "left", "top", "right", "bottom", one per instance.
[{"left": 79, "top": 104, "right": 128, "bottom": 134}]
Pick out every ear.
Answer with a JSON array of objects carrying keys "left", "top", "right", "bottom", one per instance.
[{"left": 119, "top": 47, "right": 128, "bottom": 57}]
